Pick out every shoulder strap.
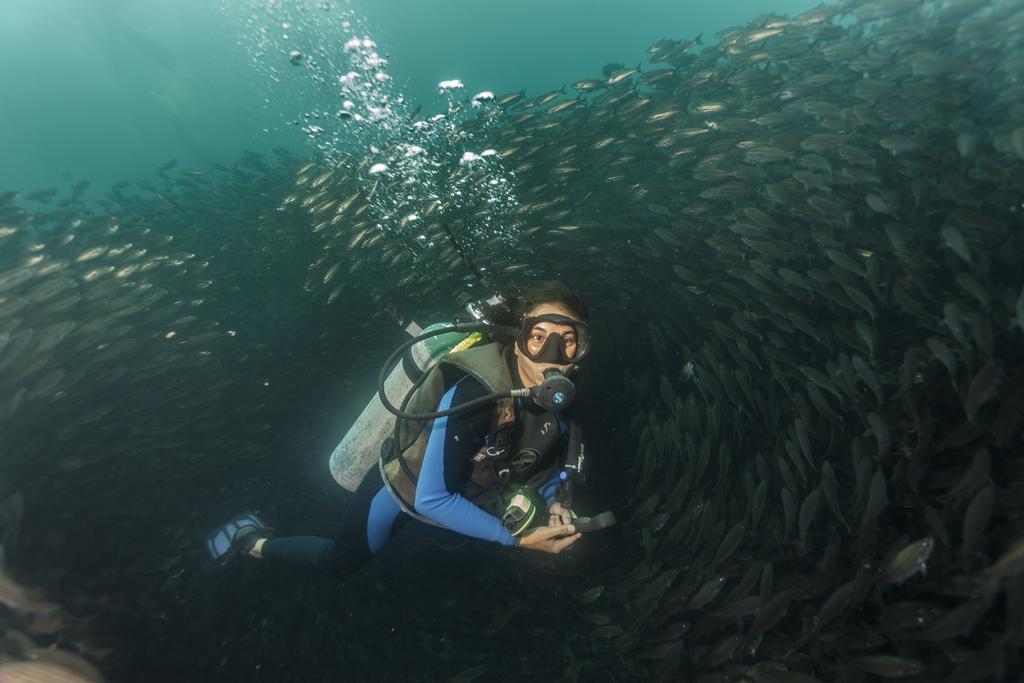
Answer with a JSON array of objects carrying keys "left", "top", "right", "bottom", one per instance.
[{"left": 473, "top": 397, "right": 516, "bottom": 469}]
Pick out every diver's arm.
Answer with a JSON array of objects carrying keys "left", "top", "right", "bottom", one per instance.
[{"left": 414, "top": 382, "right": 519, "bottom": 546}]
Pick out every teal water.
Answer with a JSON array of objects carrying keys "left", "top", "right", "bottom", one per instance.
[{"left": 1, "top": 0, "right": 824, "bottom": 196}]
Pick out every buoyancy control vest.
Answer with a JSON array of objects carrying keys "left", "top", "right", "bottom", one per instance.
[{"left": 380, "top": 342, "right": 570, "bottom": 523}]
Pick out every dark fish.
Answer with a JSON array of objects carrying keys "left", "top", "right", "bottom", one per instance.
[
  {"left": 1007, "top": 576, "right": 1024, "bottom": 649},
  {"left": 966, "top": 311, "right": 993, "bottom": 358},
  {"left": 1016, "top": 284, "right": 1024, "bottom": 334},
  {"left": 866, "top": 412, "right": 890, "bottom": 458},
  {"left": 759, "top": 562, "right": 773, "bottom": 606},
  {"left": 794, "top": 418, "right": 812, "bottom": 463},
  {"left": 574, "top": 585, "right": 604, "bottom": 604},
  {"left": 960, "top": 485, "right": 993, "bottom": 567},
  {"left": 842, "top": 284, "right": 877, "bottom": 319},
  {"left": 962, "top": 363, "right": 1000, "bottom": 421},
  {"left": 979, "top": 538, "right": 1024, "bottom": 582},
  {"left": 706, "top": 633, "right": 741, "bottom": 666},
  {"left": 824, "top": 249, "right": 864, "bottom": 277},
  {"left": 781, "top": 488, "right": 796, "bottom": 541},
  {"left": 945, "top": 448, "right": 991, "bottom": 503},
  {"left": 924, "top": 506, "right": 951, "bottom": 548},
  {"left": 819, "top": 462, "right": 848, "bottom": 529},
  {"left": 859, "top": 469, "right": 888, "bottom": 552},
  {"left": 943, "top": 301, "right": 969, "bottom": 348},
  {"left": 580, "top": 612, "right": 611, "bottom": 626},
  {"left": 798, "top": 365, "right": 843, "bottom": 402},
  {"left": 687, "top": 576, "right": 727, "bottom": 610},
  {"left": 710, "top": 523, "right": 745, "bottom": 570},
  {"left": 851, "top": 655, "right": 925, "bottom": 677},
  {"left": 797, "top": 487, "right": 821, "bottom": 549},
  {"left": 854, "top": 320, "right": 876, "bottom": 357},
  {"left": 880, "top": 601, "right": 946, "bottom": 633},
  {"left": 744, "top": 589, "right": 794, "bottom": 655},
  {"left": 751, "top": 479, "right": 767, "bottom": 528},
  {"left": 912, "top": 598, "right": 990, "bottom": 641},
  {"left": 851, "top": 355, "right": 883, "bottom": 405},
  {"left": 926, "top": 337, "right": 958, "bottom": 388},
  {"left": 710, "top": 595, "right": 761, "bottom": 620},
  {"left": 808, "top": 579, "right": 854, "bottom": 636},
  {"left": 753, "top": 672, "right": 822, "bottom": 683},
  {"left": 652, "top": 621, "right": 690, "bottom": 642},
  {"left": 637, "top": 640, "right": 682, "bottom": 661},
  {"left": 940, "top": 225, "right": 972, "bottom": 265},
  {"left": 592, "top": 625, "right": 624, "bottom": 640}
]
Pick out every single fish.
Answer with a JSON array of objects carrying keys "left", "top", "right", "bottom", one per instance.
[
  {"left": 0, "top": 570, "right": 60, "bottom": 615},
  {"left": 687, "top": 576, "right": 727, "bottom": 610},
  {"left": 606, "top": 65, "right": 641, "bottom": 86},
  {"left": 851, "top": 355, "right": 883, "bottom": 405},
  {"left": 860, "top": 470, "right": 889, "bottom": 532},
  {"left": 0, "top": 649, "right": 104, "bottom": 683},
  {"left": 574, "top": 585, "right": 604, "bottom": 604},
  {"left": 710, "top": 523, "right": 745, "bottom": 570},
  {"left": 797, "top": 488, "right": 821, "bottom": 549},
  {"left": 926, "top": 337, "right": 958, "bottom": 388},
  {"left": 866, "top": 412, "right": 890, "bottom": 458},
  {"left": 945, "top": 448, "right": 992, "bottom": 504},
  {"left": 979, "top": 538, "right": 1024, "bottom": 582},
  {"left": 940, "top": 225, "right": 972, "bottom": 264},
  {"left": 955, "top": 272, "right": 989, "bottom": 309},
  {"left": 1016, "top": 284, "right": 1024, "bottom": 334},
  {"left": 808, "top": 579, "right": 854, "bottom": 636},
  {"left": 963, "top": 363, "right": 1000, "bottom": 421},
  {"left": 881, "top": 537, "right": 935, "bottom": 584},
  {"left": 961, "top": 486, "right": 993, "bottom": 567},
  {"left": 852, "top": 655, "right": 925, "bottom": 677},
  {"left": 744, "top": 589, "right": 795, "bottom": 655},
  {"left": 912, "top": 598, "right": 990, "bottom": 641}
]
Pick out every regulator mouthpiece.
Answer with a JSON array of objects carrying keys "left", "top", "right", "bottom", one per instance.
[{"left": 531, "top": 368, "right": 575, "bottom": 412}]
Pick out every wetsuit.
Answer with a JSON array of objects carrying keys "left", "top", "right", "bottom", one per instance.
[{"left": 260, "top": 365, "right": 565, "bottom": 580}]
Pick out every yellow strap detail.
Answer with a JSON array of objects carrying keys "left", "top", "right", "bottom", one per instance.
[{"left": 449, "top": 332, "right": 482, "bottom": 353}]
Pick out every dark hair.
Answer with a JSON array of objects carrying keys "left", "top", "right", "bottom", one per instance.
[{"left": 511, "top": 280, "right": 589, "bottom": 323}]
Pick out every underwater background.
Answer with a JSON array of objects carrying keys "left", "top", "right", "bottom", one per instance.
[{"left": 1, "top": 0, "right": 1023, "bottom": 681}]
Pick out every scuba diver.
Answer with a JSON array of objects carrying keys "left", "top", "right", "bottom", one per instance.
[{"left": 205, "top": 280, "right": 614, "bottom": 580}]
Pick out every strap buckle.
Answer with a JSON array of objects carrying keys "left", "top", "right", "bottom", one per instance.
[{"left": 473, "top": 445, "right": 508, "bottom": 463}]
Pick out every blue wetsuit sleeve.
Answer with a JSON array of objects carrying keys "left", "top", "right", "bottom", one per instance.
[
  {"left": 537, "top": 468, "right": 562, "bottom": 507},
  {"left": 415, "top": 382, "right": 518, "bottom": 547}
]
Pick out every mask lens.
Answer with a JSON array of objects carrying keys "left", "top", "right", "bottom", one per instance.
[{"left": 517, "top": 315, "right": 590, "bottom": 363}]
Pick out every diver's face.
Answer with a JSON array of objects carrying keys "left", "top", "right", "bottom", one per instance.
[{"left": 514, "top": 303, "right": 579, "bottom": 387}]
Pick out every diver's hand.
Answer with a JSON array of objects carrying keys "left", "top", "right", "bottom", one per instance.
[
  {"left": 548, "top": 502, "right": 575, "bottom": 527},
  {"left": 517, "top": 524, "right": 581, "bottom": 554}
]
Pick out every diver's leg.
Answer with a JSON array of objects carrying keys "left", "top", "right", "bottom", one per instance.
[
  {"left": 254, "top": 465, "right": 405, "bottom": 579},
  {"left": 313, "top": 465, "right": 407, "bottom": 579}
]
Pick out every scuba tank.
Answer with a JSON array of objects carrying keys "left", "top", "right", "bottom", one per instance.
[
  {"left": 329, "top": 321, "right": 480, "bottom": 492},
  {"left": 331, "top": 223, "right": 502, "bottom": 492}
]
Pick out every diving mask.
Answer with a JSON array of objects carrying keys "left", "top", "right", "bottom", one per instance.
[{"left": 515, "top": 314, "right": 591, "bottom": 365}]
